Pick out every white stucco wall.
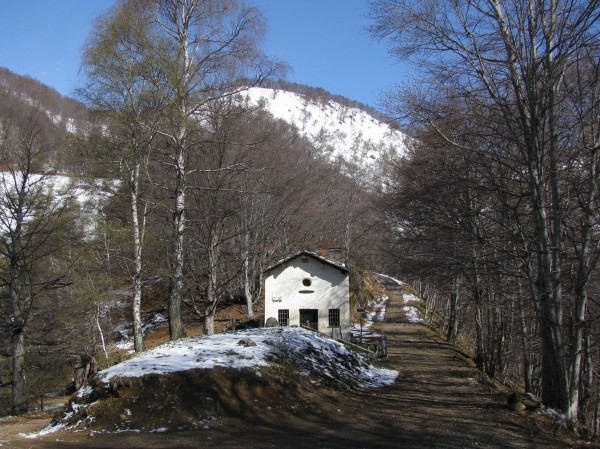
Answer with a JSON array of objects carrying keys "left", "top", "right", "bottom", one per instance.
[{"left": 264, "top": 255, "right": 350, "bottom": 340}]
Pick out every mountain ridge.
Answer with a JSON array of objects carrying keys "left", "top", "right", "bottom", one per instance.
[{"left": 1, "top": 66, "right": 406, "bottom": 177}]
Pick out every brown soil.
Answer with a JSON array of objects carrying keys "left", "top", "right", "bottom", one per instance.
[{"left": 0, "top": 283, "right": 591, "bottom": 449}]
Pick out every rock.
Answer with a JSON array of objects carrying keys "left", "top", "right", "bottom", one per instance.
[
  {"left": 508, "top": 392, "right": 526, "bottom": 412},
  {"left": 510, "top": 400, "right": 526, "bottom": 412},
  {"left": 508, "top": 391, "right": 542, "bottom": 411},
  {"left": 522, "top": 392, "right": 543, "bottom": 409},
  {"left": 237, "top": 338, "right": 257, "bottom": 347},
  {"left": 72, "top": 354, "right": 98, "bottom": 390},
  {"left": 265, "top": 317, "right": 279, "bottom": 327}
]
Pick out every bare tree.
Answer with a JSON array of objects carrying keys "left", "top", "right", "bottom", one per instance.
[
  {"left": 369, "top": 0, "right": 600, "bottom": 419},
  {"left": 0, "top": 108, "right": 72, "bottom": 413},
  {"left": 143, "top": 0, "right": 281, "bottom": 340}
]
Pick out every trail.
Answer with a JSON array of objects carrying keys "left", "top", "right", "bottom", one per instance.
[
  {"left": 354, "top": 279, "right": 572, "bottom": 448},
  {"left": 1, "top": 281, "right": 576, "bottom": 448}
]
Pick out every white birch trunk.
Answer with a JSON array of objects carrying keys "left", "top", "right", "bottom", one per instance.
[
  {"left": 243, "top": 229, "right": 254, "bottom": 318},
  {"left": 203, "top": 225, "right": 221, "bottom": 336},
  {"left": 168, "top": 2, "right": 191, "bottom": 341},
  {"left": 169, "top": 147, "right": 187, "bottom": 340},
  {"left": 130, "top": 160, "right": 145, "bottom": 352}
]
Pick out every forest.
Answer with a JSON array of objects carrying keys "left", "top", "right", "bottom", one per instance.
[{"left": 0, "top": 0, "right": 599, "bottom": 438}]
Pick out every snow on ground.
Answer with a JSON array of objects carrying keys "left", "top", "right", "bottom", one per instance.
[
  {"left": 30, "top": 327, "right": 397, "bottom": 438},
  {"left": 365, "top": 294, "right": 388, "bottom": 328},
  {"left": 242, "top": 87, "right": 406, "bottom": 169},
  {"left": 537, "top": 406, "right": 567, "bottom": 427},
  {"left": 402, "top": 293, "right": 426, "bottom": 324},
  {"left": 350, "top": 292, "right": 388, "bottom": 341},
  {"left": 372, "top": 272, "right": 425, "bottom": 325},
  {"left": 403, "top": 293, "right": 419, "bottom": 303},
  {"left": 403, "top": 306, "right": 425, "bottom": 324},
  {"left": 114, "top": 312, "right": 168, "bottom": 353},
  {"left": 100, "top": 330, "right": 270, "bottom": 380},
  {"left": 374, "top": 273, "right": 404, "bottom": 287},
  {"left": 99, "top": 327, "right": 397, "bottom": 388}
]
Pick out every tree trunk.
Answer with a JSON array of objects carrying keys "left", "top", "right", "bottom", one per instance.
[
  {"left": 474, "top": 281, "right": 486, "bottom": 373},
  {"left": 169, "top": 146, "right": 187, "bottom": 341},
  {"left": 11, "top": 327, "right": 26, "bottom": 414},
  {"left": 95, "top": 303, "right": 109, "bottom": 363},
  {"left": 528, "top": 152, "right": 568, "bottom": 411},
  {"left": 446, "top": 277, "right": 459, "bottom": 344},
  {"left": 567, "top": 278, "right": 588, "bottom": 421},
  {"left": 242, "top": 229, "right": 254, "bottom": 318},
  {"left": 474, "top": 307, "right": 485, "bottom": 372},
  {"left": 594, "top": 375, "right": 600, "bottom": 438},
  {"left": 203, "top": 313, "right": 215, "bottom": 336},
  {"left": 517, "top": 282, "right": 534, "bottom": 393},
  {"left": 489, "top": 292, "right": 503, "bottom": 379},
  {"left": 580, "top": 333, "right": 593, "bottom": 426},
  {"left": 10, "top": 214, "right": 27, "bottom": 414},
  {"left": 130, "top": 161, "right": 145, "bottom": 352},
  {"left": 203, "top": 224, "right": 221, "bottom": 336},
  {"left": 567, "top": 146, "right": 598, "bottom": 421},
  {"left": 167, "top": 4, "right": 192, "bottom": 342}
]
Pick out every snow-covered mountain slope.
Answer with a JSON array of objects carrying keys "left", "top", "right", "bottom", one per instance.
[
  {"left": 242, "top": 87, "right": 407, "bottom": 172},
  {"left": 0, "top": 173, "right": 119, "bottom": 236}
]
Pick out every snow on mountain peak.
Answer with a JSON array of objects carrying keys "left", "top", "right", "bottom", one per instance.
[{"left": 242, "top": 87, "right": 406, "bottom": 170}]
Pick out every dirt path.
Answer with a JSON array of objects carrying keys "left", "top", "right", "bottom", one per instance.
[
  {"left": 358, "top": 280, "right": 574, "bottom": 448},
  {"left": 1, "top": 282, "right": 581, "bottom": 448}
]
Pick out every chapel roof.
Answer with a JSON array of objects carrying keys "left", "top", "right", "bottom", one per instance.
[{"left": 264, "top": 250, "right": 350, "bottom": 274}]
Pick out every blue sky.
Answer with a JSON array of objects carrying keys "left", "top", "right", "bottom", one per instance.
[{"left": 0, "top": 0, "right": 409, "bottom": 109}]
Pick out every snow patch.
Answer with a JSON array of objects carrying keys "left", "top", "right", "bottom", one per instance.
[
  {"left": 99, "top": 330, "right": 271, "bottom": 381},
  {"left": 351, "top": 293, "right": 388, "bottom": 341},
  {"left": 98, "top": 327, "right": 397, "bottom": 388},
  {"left": 374, "top": 273, "right": 404, "bottom": 287},
  {"left": 403, "top": 306, "right": 425, "bottom": 324},
  {"left": 242, "top": 87, "right": 406, "bottom": 175},
  {"left": 403, "top": 293, "right": 420, "bottom": 304},
  {"left": 537, "top": 407, "right": 567, "bottom": 427}
]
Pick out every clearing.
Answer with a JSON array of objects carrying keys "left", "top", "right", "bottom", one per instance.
[{"left": 0, "top": 280, "right": 586, "bottom": 448}]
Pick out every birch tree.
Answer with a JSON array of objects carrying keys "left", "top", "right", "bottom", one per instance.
[
  {"left": 80, "top": 0, "right": 159, "bottom": 352},
  {"left": 144, "top": 0, "right": 280, "bottom": 340},
  {"left": 84, "top": 0, "right": 280, "bottom": 341}
]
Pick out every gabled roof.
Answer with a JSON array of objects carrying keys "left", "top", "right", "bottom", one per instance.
[{"left": 265, "top": 250, "right": 350, "bottom": 274}]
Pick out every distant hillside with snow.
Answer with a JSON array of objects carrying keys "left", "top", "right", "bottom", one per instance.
[
  {"left": 241, "top": 87, "right": 407, "bottom": 176},
  {"left": 1, "top": 66, "right": 407, "bottom": 183},
  {"left": 0, "top": 67, "right": 89, "bottom": 135}
]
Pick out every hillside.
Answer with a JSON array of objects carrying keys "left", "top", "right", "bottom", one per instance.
[
  {"left": 0, "top": 67, "right": 103, "bottom": 176},
  {"left": 0, "top": 67, "right": 88, "bottom": 135},
  {"left": 241, "top": 86, "right": 407, "bottom": 175},
  {"left": 1, "top": 66, "right": 406, "bottom": 179}
]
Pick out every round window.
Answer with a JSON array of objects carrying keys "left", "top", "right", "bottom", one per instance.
[{"left": 302, "top": 278, "right": 312, "bottom": 287}]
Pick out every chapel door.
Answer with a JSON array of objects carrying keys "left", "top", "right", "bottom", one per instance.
[{"left": 299, "top": 309, "right": 318, "bottom": 331}]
